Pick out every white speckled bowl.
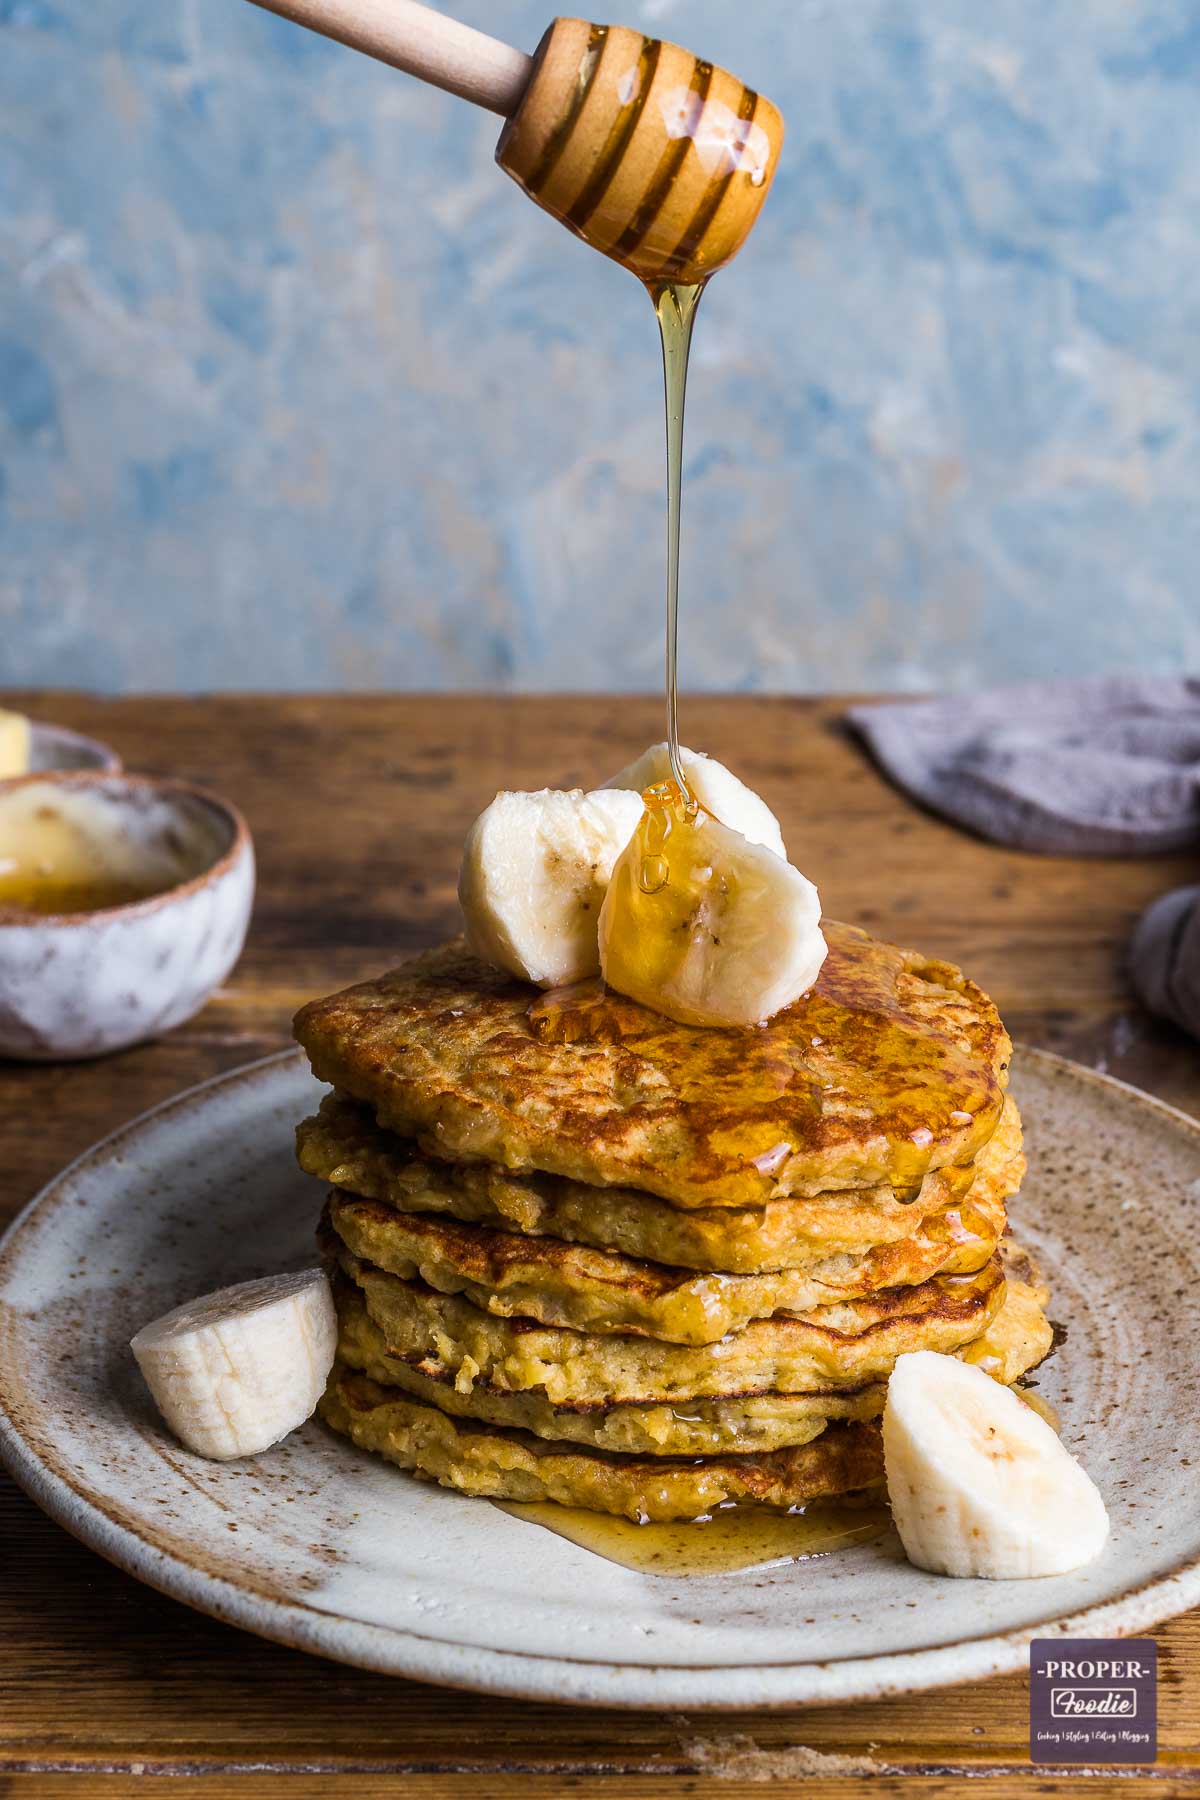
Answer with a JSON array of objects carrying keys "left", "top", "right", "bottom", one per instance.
[
  {"left": 0, "top": 773, "right": 255, "bottom": 1061},
  {"left": 27, "top": 721, "right": 123, "bottom": 777}
]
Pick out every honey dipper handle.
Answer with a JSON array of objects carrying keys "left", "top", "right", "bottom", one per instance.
[{"left": 245, "top": 0, "right": 534, "bottom": 116}]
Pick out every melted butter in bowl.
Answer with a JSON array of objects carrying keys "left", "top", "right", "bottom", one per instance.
[
  {"left": 0, "top": 781, "right": 221, "bottom": 917},
  {"left": 0, "top": 773, "right": 255, "bottom": 1060}
]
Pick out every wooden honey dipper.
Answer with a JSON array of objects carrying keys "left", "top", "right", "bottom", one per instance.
[{"left": 246, "top": 0, "right": 784, "bottom": 284}]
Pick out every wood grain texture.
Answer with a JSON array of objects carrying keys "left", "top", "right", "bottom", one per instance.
[
  {"left": 1, "top": 1782, "right": 1193, "bottom": 1799},
  {"left": 1, "top": 692, "right": 1198, "bottom": 1793}
]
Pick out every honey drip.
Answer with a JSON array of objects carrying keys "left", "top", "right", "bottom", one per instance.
[
  {"left": 635, "top": 775, "right": 698, "bottom": 896},
  {"left": 600, "top": 778, "right": 731, "bottom": 1023},
  {"left": 496, "top": 1495, "right": 889, "bottom": 1577},
  {"left": 528, "top": 979, "right": 650, "bottom": 1045},
  {"left": 647, "top": 279, "right": 704, "bottom": 805}
]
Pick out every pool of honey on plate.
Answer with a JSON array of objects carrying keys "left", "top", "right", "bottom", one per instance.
[{"left": 496, "top": 1494, "right": 890, "bottom": 1576}]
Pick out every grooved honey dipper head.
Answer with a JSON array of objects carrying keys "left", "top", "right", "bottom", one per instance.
[{"left": 496, "top": 19, "right": 784, "bottom": 287}]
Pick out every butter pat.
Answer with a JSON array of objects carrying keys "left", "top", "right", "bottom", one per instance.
[{"left": 0, "top": 710, "right": 31, "bottom": 779}]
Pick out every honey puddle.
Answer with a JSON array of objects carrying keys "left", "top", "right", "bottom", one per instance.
[{"left": 495, "top": 1496, "right": 890, "bottom": 1576}]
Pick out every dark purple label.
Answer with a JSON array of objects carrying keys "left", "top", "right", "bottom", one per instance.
[{"left": 1030, "top": 1639, "right": 1157, "bottom": 1764}]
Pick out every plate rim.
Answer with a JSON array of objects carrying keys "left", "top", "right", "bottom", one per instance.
[{"left": 1, "top": 1043, "right": 1199, "bottom": 1710}]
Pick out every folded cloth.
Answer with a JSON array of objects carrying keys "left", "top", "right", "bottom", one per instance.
[
  {"left": 1130, "top": 885, "right": 1200, "bottom": 1039},
  {"left": 846, "top": 676, "right": 1200, "bottom": 1038},
  {"left": 846, "top": 676, "right": 1200, "bottom": 857}
]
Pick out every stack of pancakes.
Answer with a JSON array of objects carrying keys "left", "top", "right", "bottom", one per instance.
[{"left": 294, "top": 921, "right": 1052, "bottom": 1522}]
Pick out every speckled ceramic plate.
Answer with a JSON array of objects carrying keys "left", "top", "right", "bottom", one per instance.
[{"left": 1, "top": 1048, "right": 1198, "bottom": 1708}]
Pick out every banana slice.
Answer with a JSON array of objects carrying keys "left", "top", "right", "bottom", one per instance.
[
  {"left": 459, "top": 787, "right": 643, "bottom": 988},
  {"left": 883, "top": 1351, "right": 1109, "bottom": 1579},
  {"left": 598, "top": 783, "right": 826, "bottom": 1028},
  {"left": 604, "top": 743, "right": 786, "bottom": 858},
  {"left": 131, "top": 1269, "right": 337, "bottom": 1461},
  {"left": 460, "top": 784, "right": 647, "bottom": 986}
]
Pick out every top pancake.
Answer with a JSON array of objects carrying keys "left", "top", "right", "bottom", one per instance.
[{"left": 294, "top": 921, "right": 1010, "bottom": 1209}]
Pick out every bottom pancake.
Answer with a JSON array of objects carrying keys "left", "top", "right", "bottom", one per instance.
[
  {"left": 319, "top": 1366, "right": 887, "bottom": 1522},
  {"left": 332, "top": 1257, "right": 1053, "bottom": 1456}
]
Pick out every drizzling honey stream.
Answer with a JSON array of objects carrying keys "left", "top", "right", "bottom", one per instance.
[
  {"left": 648, "top": 278, "right": 704, "bottom": 807},
  {"left": 496, "top": 17, "right": 785, "bottom": 865}
]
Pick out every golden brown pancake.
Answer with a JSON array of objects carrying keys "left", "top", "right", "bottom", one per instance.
[
  {"left": 298, "top": 1092, "right": 1024, "bottom": 1275},
  {"left": 293, "top": 922, "right": 1011, "bottom": 1209},
  {"left": 959, "top": 1241, "right": 1053, "bottom": 1378},
  {"left": 319, "top": 1367, "right": 887, "bottom": 1521},
  {"left": 332, "top": 1267, "right": 1053, "bottom": 1456},
  {"left": 324, "top": 1181, "right": 1006, "bottom": 1344},
  {"left": 327, "top": 1236, "right": 1009, "bottom": 1405}
]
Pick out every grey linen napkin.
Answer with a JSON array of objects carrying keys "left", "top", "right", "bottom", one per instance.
[{"left": 846, "top": 676, "right": 1200, "bottom": 1037}]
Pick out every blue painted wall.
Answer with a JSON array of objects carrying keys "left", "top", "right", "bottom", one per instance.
[{"left": 2, "top": 0, "right": 1199, "bottom": 692}]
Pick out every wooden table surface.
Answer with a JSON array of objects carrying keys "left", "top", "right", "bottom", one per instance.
[{"left": 2, "top": 691, "right": 1198, "bottom": 1800}]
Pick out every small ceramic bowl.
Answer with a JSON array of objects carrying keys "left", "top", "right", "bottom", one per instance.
[
  {"left": 28, "top": 721, "right": 123, "bottom": 776},
  {"left": 0, "top": 773, "right": 255, "bottom": 1061}
]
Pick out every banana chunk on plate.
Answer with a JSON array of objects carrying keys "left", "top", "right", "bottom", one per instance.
[
  {"left": 131, "top": 1269, "right": 337, "bottom": 1461},
  {"left": 883, "top": 1351, "right": 1109, "bottom": 1579}
]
